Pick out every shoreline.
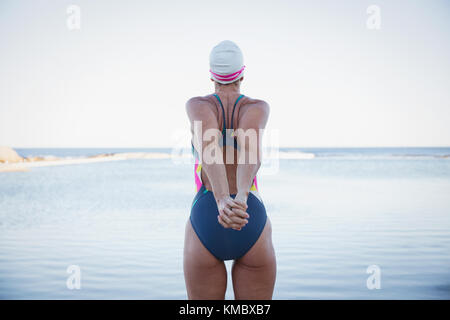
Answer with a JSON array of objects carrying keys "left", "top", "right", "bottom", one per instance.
[
  {"left": 1, "top": 147, "right": 449, "bottom": 173},
  {"left": 0, "top": 152, "right": 173, "bottom": 173}
]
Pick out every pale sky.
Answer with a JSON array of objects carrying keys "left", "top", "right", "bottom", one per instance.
[{"left": 1, "top": 0, "right": 449, "bottom": 148}]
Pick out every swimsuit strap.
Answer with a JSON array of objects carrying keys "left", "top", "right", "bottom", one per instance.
[
  {"left": 213, "top": 93, "right": 227, "bottom": 136},
  {"left": 213, "top": 93, "right": 245, "bottom": 132},
  {"left": 213, "top": 93, "right": 244, "bottom": 149},
  {"left": 231, "top": 94, "right": 244, "bottom": 130}
]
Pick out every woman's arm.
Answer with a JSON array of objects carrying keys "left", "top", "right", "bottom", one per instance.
[
  {"left": 235, "top": 101, "right": 270, "bottom": 203},
  {"left": 186, "top": 97, "right": 248, "bottom": 230},
  {"left": 186, "top": 97, "right": 230, "bottom": 199}
]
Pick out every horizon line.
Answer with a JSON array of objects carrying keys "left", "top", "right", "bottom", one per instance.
[{"left": 7, "top": 145, "right": 450, "bottom": 149}]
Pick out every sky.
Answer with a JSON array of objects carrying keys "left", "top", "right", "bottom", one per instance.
[{"left": 0, "top": 0, "right": 449, "bottom": 148}]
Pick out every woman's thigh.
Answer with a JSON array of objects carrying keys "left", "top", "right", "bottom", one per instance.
[
  {"left": 183, "top": 219, "right": 228, "bottom": 299},
  {"left": 231, "top": 218, "right": 276, "bottom": 299}
]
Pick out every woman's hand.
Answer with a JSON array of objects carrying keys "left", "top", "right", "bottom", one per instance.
[
  {"left": 229, "top": 191, "right": 249, "bottom": 228},
  {"left": 234, "top": 191, "right": 248, "bottom": 208},
  {"left": 216, "top": 195, "right": 249, "bottom": 231}
]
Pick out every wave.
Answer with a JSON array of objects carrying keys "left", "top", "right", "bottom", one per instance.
[
  {"left": 269, "top": 151, "right": 315, "bottom": 159},
  {"left": 312, "top": 154, "right": 450, "bottom": 160}
]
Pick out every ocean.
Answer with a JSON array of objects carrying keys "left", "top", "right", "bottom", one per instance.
[{"left": 1, "top": 147, "right": 450, "bottom": 299}]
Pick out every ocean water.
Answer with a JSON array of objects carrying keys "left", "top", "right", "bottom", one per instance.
[{"left": 1, "top": 148, "right": 450, "bottom": 299}]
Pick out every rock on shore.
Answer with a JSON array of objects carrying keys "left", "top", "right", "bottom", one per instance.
[{"left": 0, "top": 146, "right": 24, "bottom": 163}]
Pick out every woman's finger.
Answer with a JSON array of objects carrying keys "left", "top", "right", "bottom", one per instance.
[
  {"left": 218, "top": 216, "right": 242, "bottom": 230},
  {"left": 222, "top": 206, "right": 235, "bottom": 217},
  {"left": 219, "top": 212, "right": 234, "bottom": 225},
  {"left": 224, "top": 207, "right": 248, "bottom": 225},
  {"left": 227, "top": 212, "right": 248, "bottom": 225},
  {"left": 230, "top": 218, "right": 248, "bottom": 226},
  {"left": 227, "top": 199, "right": 246, "bottom": 210},
  {"left": 217, "top": 215, "right": 230, "bottom": 228},
  {"left": 229, "top": 207, "right": 249, "bottom": 219},
  {"left": 218, "top": 212, "right": 247, "bottom": 229},
  {"left": 225, "top": 198, "right": 245, "bottom": 209}
]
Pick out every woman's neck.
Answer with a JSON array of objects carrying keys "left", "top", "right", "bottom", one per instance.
[{"left": 214, "top": 82, "right": 241, "bottom": 95}]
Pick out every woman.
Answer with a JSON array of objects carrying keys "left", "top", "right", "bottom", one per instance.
[{"left": 184, "top": 40, "right": 276, "bottom": 300}]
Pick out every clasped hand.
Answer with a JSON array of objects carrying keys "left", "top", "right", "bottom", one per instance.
[{"left": 216, "top": 193, "right": 249, "bottom": 231}]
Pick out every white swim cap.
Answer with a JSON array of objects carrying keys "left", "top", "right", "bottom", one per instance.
[{"left": 209, "top": 40, "right": 245, "bottom": 84}]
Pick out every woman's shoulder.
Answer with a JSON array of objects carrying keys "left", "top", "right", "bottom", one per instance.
[
  {"left": 241, "top": 96, "right": 270, "bottom": 115},
  {"left": 185, "top": 95, "right": 217, "bottom": 118},
  {"left": 234, "top": 96, "right": 270, "bottom": 129},
  {"left": 186, "top": 94, "right": 215, "bottom": 109}
]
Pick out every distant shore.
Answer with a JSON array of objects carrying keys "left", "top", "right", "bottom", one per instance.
[
  {"left": 0, "top": 146, "right": 173, "bottom": 173},
  {"left": 2, "top": 146, "right": 448, "bottom": 173}
]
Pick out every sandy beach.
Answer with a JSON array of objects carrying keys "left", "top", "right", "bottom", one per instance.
[{"left": 0, "top": 147, "right": 174, "bottom": 173}]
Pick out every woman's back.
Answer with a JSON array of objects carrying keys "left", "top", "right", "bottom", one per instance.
[{"left": 189, "top": 92, "right": 268, "bottom": 195}]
